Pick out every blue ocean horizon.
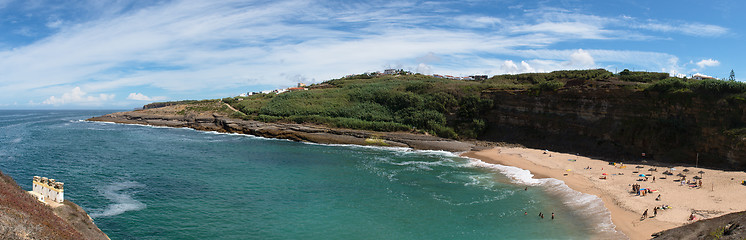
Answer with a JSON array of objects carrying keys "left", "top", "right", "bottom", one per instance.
[{"left": 0, "top": 110, "right": 621, "bottom": 239}]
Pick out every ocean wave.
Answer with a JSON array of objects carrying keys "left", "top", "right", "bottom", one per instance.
[
  {"left": 466, "top": 159, "right": 544, "bottom": 185},
  {"left": 465, "top": 157, "right": 625, "bottom": 239},
  {"left": 90, "top": 181, "right": 147, "bottom": 218}
]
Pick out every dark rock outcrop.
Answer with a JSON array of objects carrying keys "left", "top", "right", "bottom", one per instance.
[{"left": 652, "top": 211, "right": 746, "bottom": 240}]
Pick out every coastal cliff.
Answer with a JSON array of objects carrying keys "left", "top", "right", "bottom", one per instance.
[
  {"left": 0, "top": 170, "right": 109, "bottom": 240},
  {"left": 91, "top": 69, "right": 746, "bottom": 169},
  {"left": 480, "top": 87, "right": 746, "bottom": 169}
]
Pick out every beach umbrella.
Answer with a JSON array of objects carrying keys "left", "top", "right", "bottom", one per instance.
[
  {"left": 677, "top": 173, "right": 685, "bottom": 177},
  {"left": 670, "top": 168, "right": 676, "bottom": 171},
  {"left": 648, "top": 168, "right": 656, "bottom": 171},
  {"left": 636, "top": 166, "right": 644, "bottom": 168},
  {"left": 683, "top": 169, "right": 690, "bottom": 172},
  {"left": 698, "top": 170, "right": 705, "bottom": 177},
  {"left": 639, "top": 174, "right": 646, "bottom": 177},
  {"left": 693, "top": 176, "right": 702, "bottom": 179}
]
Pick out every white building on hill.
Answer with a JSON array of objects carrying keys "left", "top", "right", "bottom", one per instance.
[
  {"left": 31, "top": 176, "right": 64, "bottom": 203},
  {"left": 692, "top": 73, "right": 717, "bottom": 80}
]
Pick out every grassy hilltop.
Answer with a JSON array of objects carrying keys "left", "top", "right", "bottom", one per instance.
[{"left": 152, "top": 69, "right": 746, "bottom": 140}]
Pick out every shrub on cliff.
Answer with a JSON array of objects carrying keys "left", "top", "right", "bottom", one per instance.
[
  {"left": 530, "top": 80, "right": 565, "bottom": 92},
  {"left": 647, "top": 77, "right": 692, "bottom": 93},
  {"left": 619, "top": 69, "right": 669, "bottom": 82},
  {"left": 647, "top": 77, "right": 746, "bottom": 99}
]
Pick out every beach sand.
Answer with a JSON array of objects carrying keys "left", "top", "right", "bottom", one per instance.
[{"left": 463, "top": 147, "right": 746, "bottom": 240}]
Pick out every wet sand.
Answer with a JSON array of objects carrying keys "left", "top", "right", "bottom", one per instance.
[{"left": 463, "top": 147, "right": 746, "bottom": 240}]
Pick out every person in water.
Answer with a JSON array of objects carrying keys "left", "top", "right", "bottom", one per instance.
[{"left": 551, "top": 213, "right": 554, "bottom": 220}]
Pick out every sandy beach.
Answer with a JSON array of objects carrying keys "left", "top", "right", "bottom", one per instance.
[{"left": 463, "top": 147, "right": 746, "bottom": 240}]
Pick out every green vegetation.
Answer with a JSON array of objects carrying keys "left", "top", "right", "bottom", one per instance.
[
  {"left": 225, "top": 74, "right": 496, "bottom": 138},
  {"left": 645, "top": 77, "right": 746, "bottom": 100},
  {"left": 618, "top": 69, "right": 669, "bottom": 82},
  {"left": 171, "top": 100, "right": 233, "bottom": 115},
  {"left": 489, "top": 69, "right": 613, "bottom": 84},
  {"left": 154, "top": 68, "right": 746, "bottom": 140}
]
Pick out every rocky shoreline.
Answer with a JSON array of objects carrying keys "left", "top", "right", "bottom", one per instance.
[{"left": 87, "top": 108, "right": 492, "bottom": 153}]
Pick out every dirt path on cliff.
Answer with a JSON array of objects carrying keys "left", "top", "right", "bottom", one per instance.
[{"left": 221, "top": 101, "right": 242, "bottom": 114}]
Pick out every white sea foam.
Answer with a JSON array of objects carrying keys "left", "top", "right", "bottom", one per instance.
[
  {"left": 465, "top": 157, "right": 626, "bottom": 239},
  {"left": 90, "top": 181, "right": 146, "bottom": 218}
]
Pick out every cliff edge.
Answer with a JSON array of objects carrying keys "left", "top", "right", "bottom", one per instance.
[{"left": 0, "top": 170, "right": 108, "bottom": 240}]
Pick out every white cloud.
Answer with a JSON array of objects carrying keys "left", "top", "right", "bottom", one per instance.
[
  {"left": 42, "top": 87, "right": 115, "bottom": 105},
  {"left": 568, "top": 49, "right": 595, "bottom": 68},
  {"left": 46, "top": 19, "right": 63, "bottom": 28},
  {"left": 416, "top": 52, "right": 441, "bottom": 63},
  {"left": 127, "top": 93, "right": 166, "bottom": 101},
  {"left": 639, "top": 22, "right": 728, "bottom": 37},
  {"left": 0, "top": 1, "right": 730, "bottom": 108},
  {"left": 415, "top": 63, "right": 433, "bottom": 75},
  {"left": 500, "top": 60, "right": 537, "bottom": 74},
  {"left": 696, "top": 59, "right": 720, "bottom": 68},
  {"left": 453, "top": 15, "right": 502, "bottom": 28}
]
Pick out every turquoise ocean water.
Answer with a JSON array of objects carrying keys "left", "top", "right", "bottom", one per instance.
[{"left": 0, "top": 110, "right": 624, "bottom": 239}]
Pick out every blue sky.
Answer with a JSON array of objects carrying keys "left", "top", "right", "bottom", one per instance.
[{"left": 0, "top": 0, "right": 743, "bottom": 109}]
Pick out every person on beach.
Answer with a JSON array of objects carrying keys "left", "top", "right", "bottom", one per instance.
[
  {"left": 654, "top": 208, "right": 657, "bottom": 217},
  {"left": 641, "top": 209, "right": 648, "bottom": 220},
  {"left": 656, "top": 194, "right": 661, "bottom": 201},
  {"left": 698, "top": 179, "right": 702, "bottom": 188},
  {"left": 652, "top": 176, "right": 655, "bottom": 182}
]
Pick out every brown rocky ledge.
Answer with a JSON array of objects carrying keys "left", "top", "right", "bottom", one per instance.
[{"left": 87, "top": 107, "right": 485, "bottom": 153}]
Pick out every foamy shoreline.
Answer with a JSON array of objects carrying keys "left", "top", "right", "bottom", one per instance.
[{"left": 463, "top": 147, "right": 746, "bottom": 240}]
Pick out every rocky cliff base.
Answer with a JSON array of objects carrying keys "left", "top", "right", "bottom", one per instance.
[{"left": 88, "top": 105, "right": 489, "bottom": 153}]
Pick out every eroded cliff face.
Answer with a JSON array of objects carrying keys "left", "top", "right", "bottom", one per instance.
[{"left": 481, "top": 87, "right": 746, "bottom": 169}]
